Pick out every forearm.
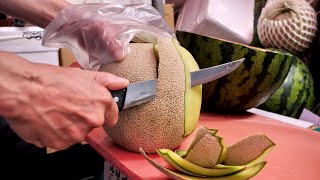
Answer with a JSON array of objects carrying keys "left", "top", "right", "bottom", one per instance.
[
  {"left": 0, "top": 51, "right": 36, "bottom": 119},
  {"left": 0, "top": 0, "right": 70, "bottom": 28}
]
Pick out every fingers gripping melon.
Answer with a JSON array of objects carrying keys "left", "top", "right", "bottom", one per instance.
[{"left": 99, "top": 38, "right": 202, "bottom": 153}]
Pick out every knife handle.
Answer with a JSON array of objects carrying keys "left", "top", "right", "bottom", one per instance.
[{"left": 110, "top": 88, "right": 127, "bottom": 111}]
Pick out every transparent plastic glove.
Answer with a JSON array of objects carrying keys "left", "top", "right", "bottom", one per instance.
[{"left": 42, "top": 3, "right": 175, "bottom": 70}]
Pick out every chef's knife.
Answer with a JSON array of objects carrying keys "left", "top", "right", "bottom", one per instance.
[
  {"left": 190, "top": 58, "right": 245, "bottom": 87},
  {"left": 111, "top": 79, "right": 157, "bottom": 111},
  {"left": 111, "top": 58, "right": 245, "bottom": 111}
]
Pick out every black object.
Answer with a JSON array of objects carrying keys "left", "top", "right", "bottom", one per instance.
[
  {"left": 0, "top": 13, "right": 6, "bottom": 19},
  {"left": 12, "top": 19, "right": 26, "bottom": 27},
  {"left": 110, "top": 88, "right": 127, "bottom": 111},
  {"left": 0, "top": 117, "right": 104, "bottom": 180}
]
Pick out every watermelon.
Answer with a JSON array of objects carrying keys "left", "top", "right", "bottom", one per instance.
[
  {"left": 250, "top": 0, "right": 268, "bottom": 47},
  {"left": 176, "top": 31, "right": 295, "bottom": 112},
  {"left": 258, "top": 58, "right": 315, "bottom": 118}
]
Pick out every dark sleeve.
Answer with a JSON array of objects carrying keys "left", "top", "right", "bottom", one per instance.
[
  {"left": 0, "top": 117, "right": 104, "bottom": 180},
  {"left": 0, "top": 117, "right": 46, "bottom": 160}
]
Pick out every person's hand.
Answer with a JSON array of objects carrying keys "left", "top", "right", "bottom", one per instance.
[
  {"left": 42, "top": 3, "right": 175, "bottom": 70},
  {"left": 0, "top": 51, "right": 129, "bottom": 150}
]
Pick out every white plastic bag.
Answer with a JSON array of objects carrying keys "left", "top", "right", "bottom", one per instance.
[{"left": 42, "top": 3, "right": 175, "bottom": 70}]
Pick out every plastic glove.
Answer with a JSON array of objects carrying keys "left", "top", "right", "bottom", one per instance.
[{"left": 42, "top": 3, "right": 175, "bottom": 70}]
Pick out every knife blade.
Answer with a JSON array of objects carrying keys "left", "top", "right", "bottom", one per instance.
[
  {"left": 111, "top": 58, "right": 244, "bottom": 111},
  {"left": 110, "top": 79, "right": 157, "bottom": 111},
  {"left": 190, "top": 58, "right": 245, "bottom": 87}
]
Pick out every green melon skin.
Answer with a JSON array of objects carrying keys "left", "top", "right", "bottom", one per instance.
[
  {"left": 176, "top": 31, "right": 294, "bottom": 113},
  {"left": 258, "top": 58, "right": 315, "bottom": 118}
]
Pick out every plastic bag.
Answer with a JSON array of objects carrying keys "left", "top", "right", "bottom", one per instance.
[{"left": 42, "top": 3, "right": 175, "bottom": 70}]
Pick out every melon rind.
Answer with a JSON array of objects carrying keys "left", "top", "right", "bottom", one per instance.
[
  {"left": 156, "top": 149, "right": 245, "bottom": 177},
  {"left": 172, "top": 39, "right": 202, "bottom": 137},
  {"left": 140, "top": 148, "right": 266, "bottom": 180},
  {"left": 223, "top": 134, "right": 275, "bottom": 166}
]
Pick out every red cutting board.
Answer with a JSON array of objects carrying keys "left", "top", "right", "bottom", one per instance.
[{"left": 86, "top": 112, "right": 320, "bottom": 180}]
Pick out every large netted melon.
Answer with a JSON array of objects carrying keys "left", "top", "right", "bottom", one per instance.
[
  {"left": 176, "top": 31, "right": 295, "bottom": 112},
  {"left": 257, "top": 0, "right": 318, "bottom": 55},
  {"left": 99, "top": 38, "right": 202, "bottom": 153}
]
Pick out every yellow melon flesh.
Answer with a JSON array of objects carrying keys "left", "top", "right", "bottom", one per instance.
[
  {"left": 100, "top": 38, "right": 202, "bottom": 153},
  {"left": 172, "top": 39, "right": 202, "bottom": 136}
]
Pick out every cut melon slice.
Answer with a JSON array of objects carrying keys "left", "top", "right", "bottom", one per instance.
[
  {"left": 140, "top": 148, "right": 266, "bottom": 180},
  {"left": 223, "top": 134, "right": 275, "bottom": 166},
  {"left": 156, "top": 149, "right": 245, "bottom": 177},
  {"left": 184, "top": 134, "right": 226, "bottom": 168},
  {"left": 183, "top": 126, "right": 218, "bottom": 158},
  {"left": 177, "top": 126, "right": 225, "bottom": 166}
]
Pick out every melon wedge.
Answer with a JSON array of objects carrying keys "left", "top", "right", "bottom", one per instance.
[
  {"left": 223, "top": 134, "right": 275, "bottom": 166},
  {"left": 185, "top": 134, "right": 225, "bottom": 168},
  {"left": 183, "top": 126, "right": 218, "bottom": 158},
  {"left": 140, "top": 148, "right": 266, "bottom": 180},
  {"left": 182, "top": 126, "right": 226, "bottom": 167},
  {"left": 100, "top": 38, "right": 202, "bottom": 153},
  {"left": 155, "top": 149, "right": 245, "bottom": 177}
]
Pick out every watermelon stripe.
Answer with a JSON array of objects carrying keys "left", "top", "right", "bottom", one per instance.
[
  {"left": 205, "top": 46, "right": 255, "bottom": 111},
  {"left": 258, "top": 58, "right": 315, "bottom": 118},
  {"left": 218, "top": 42, "right": 235, "bottom": 62},
  {"left": 279, "top": 59, "right": 296, "bottom": 114},
  {"left": 176, "top": 31, "right": 293, "bottom": 112},
  {"left": 288, "top": 59, "right": 314, "bottom": 117},
  {"left": 243, "top": 53, "right": 277, "bottom": 108},
  {"left": 235, "top": 52, "right": 277, "bottom": 110},
  {"left": 288, "top": 60, "right": 305, "bottom": 117}
]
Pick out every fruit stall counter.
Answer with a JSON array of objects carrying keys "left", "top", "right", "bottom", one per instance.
[{"left": 86, "top": 112, "right": 320, "bottom": 180}]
